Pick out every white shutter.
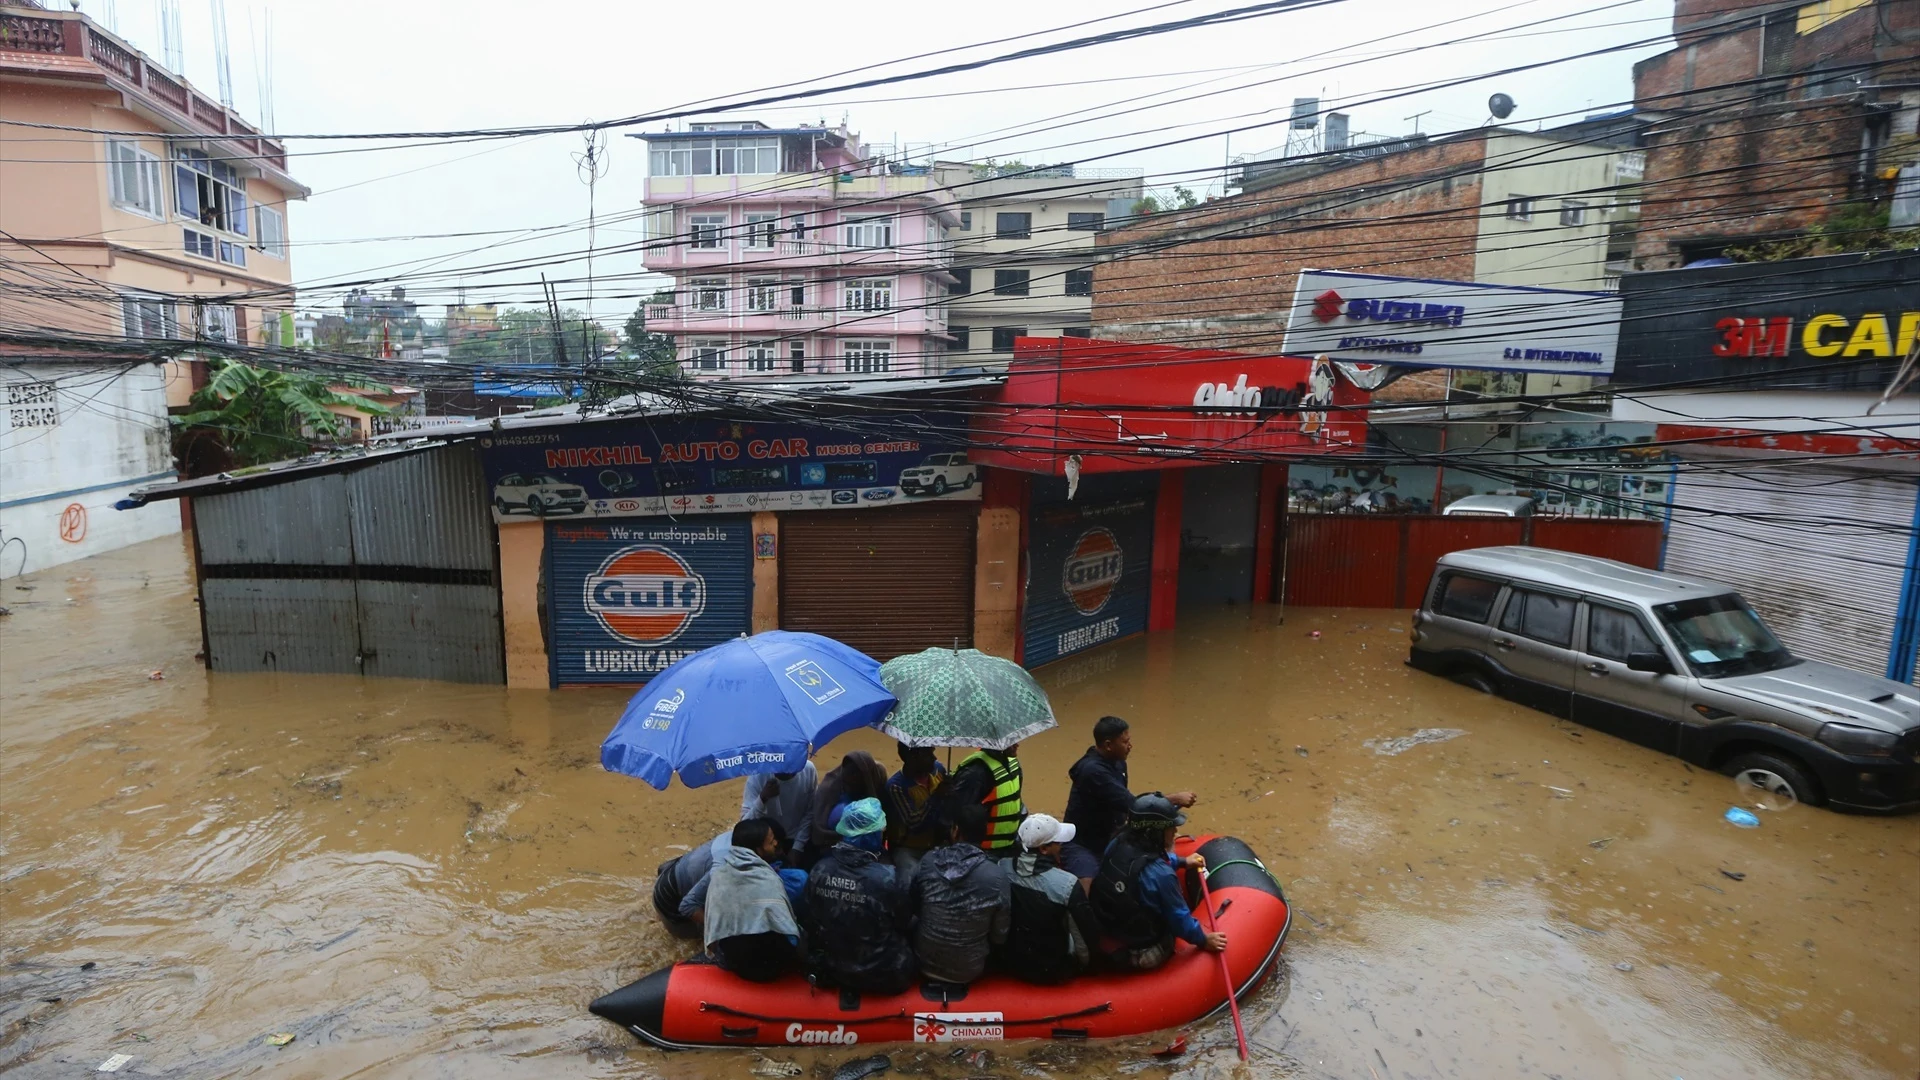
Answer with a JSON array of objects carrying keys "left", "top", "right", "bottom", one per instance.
[{"left": 1664, "top": 464, "right": 1918, "bottom": 679}]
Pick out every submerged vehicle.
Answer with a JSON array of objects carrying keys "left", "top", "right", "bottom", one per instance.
[{"left": 591, "top": 835, "right": 1289, "bottom": 1049}]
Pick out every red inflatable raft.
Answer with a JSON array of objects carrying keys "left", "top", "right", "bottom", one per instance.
[{"left": 590, "top": 835, "right": 1289, "bottom": 1049}]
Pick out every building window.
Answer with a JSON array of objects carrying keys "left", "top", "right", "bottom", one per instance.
[
  {"left": 689, "top": 338, "right": 729, "bottom": 372},
  {"left": 183, "top": 228, "right": 215, "bottom": 260},
  {"left": 745, "top": 278, "right": 780, "bottom": 312},
  {"left": 1062, "top": 327, "right": 1092, "bottom": 338},
  {"left": 743, "top": 341, "right": 778, "bottom": 372},
  {"left": 5, "top": 379, "right": 58, "bottom": 428},
  {"left": 195, "top": 303, "right": 238, "bottom": 343},
  {"left": 843, "top": 339, "right": 892, "bottom": 374},
  {"left": 689, "top": 213, "right": 728, "bottom": 249},
  {"left": 789, "top": 341, "right": 806, "bottom": 373},
  {"left": 993, "top": 269, "right": 1030, "bottom": 296},
  {"left": 787, "top": 279, "right": 807, "bottom": 315},
  {"left": 843, "top": 278, "right": 894, "bottom": 312},
  {"left": 219, "top": 240, "right": 247, "bottom": 267},
  {"left": 995, "top": 212, "right": 1032, "bottom": 239},
  {"left": 120, "top": 294, "right": 177, "bottom": 341},
  {"left": 642, "top": 208, "right": 674, "bottom": 242},
  {"left": 1505, "top": 196, "right": 1534, "bottom": 222},
  {"left": 959, "top": 211, "right": 973, "bottom": 231},
  {"left": 691, "top": 277, "right": 729, "bottom": 312},
  {"left": 951, "top": 268, "right": 973, "bottom": 295},
  {"left": 174, "top": 148, "right": 247, "bottom": 237},
  {"left": 255, "top": 205, "right": 286, "bottom": 258},
  {"left": 744, "top": 213, "right": 780, "bottom": 249},
  {"left": 1067, "top": 212, "right": 1105, "bottom": 231},
  {"left": 649, "top": 136, "right": 782, "bottom": 177},
  {"left": 844, "top": 215, "right": 894, "bottom": 249},
  {"left": 948, "top": 325, "right": 971, "bottom": 352},
  {"left": 1064, "top": 269, "right": 1094, "bottom": 297},
  {"left": 107, "top": 140, "right": 163, "bottom": 218},
  {"left": 1559, "top": 201, "right": 1587, "bottom": 227},
  {"left": 991, "top": 326, "right": 1027, "bottom": 352}
]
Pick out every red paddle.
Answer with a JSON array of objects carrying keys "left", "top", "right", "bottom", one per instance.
[{"left": 1197, "top": 868, "right": 1249, "bottom": 1061}]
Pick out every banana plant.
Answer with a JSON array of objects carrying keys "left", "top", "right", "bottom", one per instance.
[{"left": 172, "top": 359, "right": 392, "bottom": 466}]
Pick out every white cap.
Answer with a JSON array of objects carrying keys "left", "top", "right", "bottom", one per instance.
[{"left": 1017, "top": 813, "right": 1076, "bottom": 851}]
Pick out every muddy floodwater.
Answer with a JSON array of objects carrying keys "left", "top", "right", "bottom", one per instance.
[{"left": 3, "top": 536, "right": 1916, "bottom": 1079}]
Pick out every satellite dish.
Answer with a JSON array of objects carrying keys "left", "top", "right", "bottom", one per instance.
[{"left": 1488, "top": 93, "right": 1517, "bottom": 121}]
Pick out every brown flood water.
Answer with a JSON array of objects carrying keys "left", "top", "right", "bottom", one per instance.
[{"left": 2, "top": 535, "right": 1916, "bottom": 1080}]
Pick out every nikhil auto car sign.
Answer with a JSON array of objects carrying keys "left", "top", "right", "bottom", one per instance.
[
  {"left": 479, "top": 414, "right": 980, "bottom": 522},
  {"left": 546, "top": 520, "right": 751, "bottom": 684},
  {"left": 1023, "top": 497, "right": 1154, "bottom": 667},
  {"left": 1282, "top": 269, "right": 1621, "bottom": 377}
]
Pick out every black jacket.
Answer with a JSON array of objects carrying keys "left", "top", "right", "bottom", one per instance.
[
  {"left": 803, "top": 843, "right": 916, "bottom": 993},
  {"left": 1004, "top": 851, "right": 1102, "bottom": 984},
  {"left": 909, "top": 843, "right": 1011, "bottom": 984},
  {"left": 1063, "top": 747, "right": 1132, "bottom": 855}
]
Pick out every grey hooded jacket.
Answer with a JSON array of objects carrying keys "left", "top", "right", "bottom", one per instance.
[{"left": 908, "top": 842, "right": 1011, "bottom": 983}]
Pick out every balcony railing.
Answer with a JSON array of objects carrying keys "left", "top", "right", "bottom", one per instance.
[{"left": 0, "top": 11, "right": 289, "bottom": 175}]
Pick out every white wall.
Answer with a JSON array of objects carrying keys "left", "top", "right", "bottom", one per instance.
[{"left": 0, "top": 362, "right": 179, "bottom": 578}]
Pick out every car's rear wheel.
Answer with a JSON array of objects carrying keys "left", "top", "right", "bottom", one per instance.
[
  {"left": 494, "top": 497, "right": 510, "bottom": 514},
  {"left": 1723, "top": 750, "right": 1823, "bottom": 808},
  {"left": 1450, "top": 670, "right": 1495, "bottom": 694}
]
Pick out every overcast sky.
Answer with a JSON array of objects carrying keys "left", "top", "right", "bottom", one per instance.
[{"left": 89, "top": 0, "right": 1671, "bottom": 325}]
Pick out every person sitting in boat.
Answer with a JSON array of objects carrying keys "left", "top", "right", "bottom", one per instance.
[
  {"left": 909, "top": 803, "right": 1011, "bottom": 985},
  {"left": 944, "top": 743, "right": 1024, "bottom": 858},
  {"left": 883, "top": 742, "right": 947, "bottom": 879},
  {"left": 803, "top": 796, "right": 918, "bottom": 995},
  {"left": 675, "top": 819, "right": 807, "bottom": 929},
  {"left": 804, "top": 751, "right": 889, "bottom": 869},
  {"left": 1091, "top": 793, "right": 1226, "bottom": 972},
  {"left": 704, "top": 818, "right": 805, "bottom": 982},
  {"left": 1062, "top": 716, "right": 1196, "bottom": 887},
  {"left": 742, "top": 760, "right": 818, "bottom": 866},
  {"left": 1003, "top": 813, "right": 1103, "bottom": 985},
  {"left": 651, "top": 828, "right": 734, "bottom": 939}
]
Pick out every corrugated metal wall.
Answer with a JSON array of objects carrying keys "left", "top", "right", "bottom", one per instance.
[
  {"left": 780, "top": 505, "right": 976, "bottom": 660},
  {"left": 193, "top": 444, "right": 505, "bottom": 684}
]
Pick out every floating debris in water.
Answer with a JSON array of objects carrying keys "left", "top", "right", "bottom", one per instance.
[
  {"left": 1364, "top": 728, "right": 1466, "bottom": 756},
  {"left": 750, "top": 1057, "right": 803, "bottom": 1077},
  {"left": 831, "top": 1053, "right": 892, "bottom": 1080}
]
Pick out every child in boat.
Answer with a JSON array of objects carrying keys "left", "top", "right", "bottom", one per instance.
[{"left": 1090, "top": 794, "right": 1226, "bottom": 971}]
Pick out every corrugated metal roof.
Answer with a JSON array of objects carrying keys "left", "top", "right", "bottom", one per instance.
[{"left": 126, "top": 440, "right": 447, "bottom": 504}]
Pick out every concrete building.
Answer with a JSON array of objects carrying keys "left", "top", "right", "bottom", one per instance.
[
  {"left": 0, "top": 1, "right": 305, "bottom": 577},
  {"left": 931, "top": 162, "right": 1143, "bottom": 365},
  {"left": 631, "top": 121, "right": 959, "bottom": 379},
  {"left": 1630, "top": 0, "right": 1920, "bottom": 268}
]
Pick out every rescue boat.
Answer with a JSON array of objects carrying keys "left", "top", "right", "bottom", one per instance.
[{"left": 590, "top": 835, "right": 1289, "bottom": 1049}]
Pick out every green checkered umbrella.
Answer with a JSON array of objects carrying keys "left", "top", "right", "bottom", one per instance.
[{"left": 877, "top": 648, "right": 1057, "bottom": 750}]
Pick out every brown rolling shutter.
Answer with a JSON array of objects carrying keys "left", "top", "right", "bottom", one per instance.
[{"left": 780, "top": 505, "right": 976, "bottom": 660}]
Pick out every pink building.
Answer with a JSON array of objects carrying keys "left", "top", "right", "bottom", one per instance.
[{"left": 634, "top": 122, "right": 958, "bottom": 379}]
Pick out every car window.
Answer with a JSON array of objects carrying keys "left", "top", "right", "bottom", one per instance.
[
  {"left": 1587, "top": 605, "right": 1659, "bottom": 661},
  {"left": 1655, "top": 593, "right": 1797, "bottom": 677},
  {"left": 1503, "top": 588, "right": 1574, "bottom": 647},
  {"left": 1434, "top": 573, "right": 1501, "bottom": 622}
]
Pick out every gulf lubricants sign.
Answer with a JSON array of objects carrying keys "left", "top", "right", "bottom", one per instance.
[
  {"left": 1024, "top": 497, "right": 1154, "bottom": 667},
  {"left": 547, "top": 520, "right": 749, "bottom": 685}
]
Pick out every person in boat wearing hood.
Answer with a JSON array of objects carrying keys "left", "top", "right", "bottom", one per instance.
[
  {"left": 1061, "top": 716, "right": 1196, "bottom": 886},
  {"left": 1091, "top": 793, "right": 1225, "bottom": 972},
  {"left": 908, "top": 803, "right": 1012, "bottom": 984},
  {"left": 741, "top": 760, "right": 818, "bottom": 865},
  {"left": 704, "top": 818, "right": 804, "bottom": 982},
  {"left": 803, "top": 797, "right": 918, "bottom": 994},
  {"left": 1002, "top": 814, "right": 1103, "bottom": 985},
  {"left": 944, "top": 744, "right": 1025, "bottom": 857},
  {"left": 805, "top": 751, "right": 890, "bottom": 868},
  {"left": 883, "top": 742, "right": 947, "bottom": 879}
]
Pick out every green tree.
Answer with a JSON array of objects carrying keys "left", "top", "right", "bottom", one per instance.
[
  {"left": 450, "top": 306, "right": 608, "bottom": 367},
  {"left": 1131, "top": 185, "right": 1200, "bottom": 217},
  {"left": 622, "top": 298, "right": 680, "bottom": 379},
  {"left": 1725, "top": 199, "right": 1920, "bottom": 262},
  {"left": 172, "top": 358, "right": 391, "bottom": 466}
]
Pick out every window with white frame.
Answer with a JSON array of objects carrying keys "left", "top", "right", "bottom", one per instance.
[
  {"left": 843, "top": 215, "right": 894, "bottom": 249},
  {"left": 107, "top": 140, "right": 163, "bottom": 217},
  {"left": 843, "top": 277, "right": 894, "bottom": 312},
  {"left": 842, "top": 339, "right": 892, "bottom": 374},
  {"left": 689, "top": 213, "right": 728, "bottom": 249},
  {"left": 743, "top": 341, "right": 778, "bottom": 372},
  {"left": 174, "top": 148, "right": 248, "bottom": 236},
  {"left": 195, "top": 302, "right": 239, "bottom": 343},
  {"left": 744, "top": 213, "right": 780, "bottom": 249},
  {"left": 120, "top": 293, "right": 178, "bottom": 341},
  {"left": 690, "top": 277, "right": 729, "bottom": 312},
  {"left": 255, "top": 204, "right": 286, "bottom": 258},
  {"left": 183, "top": 228, "right": 215, "bottom": 260},
  {"left": 642, "top": 207, "right": 674, "bottom": 243},
  {"left": 649, "top": 136, "right": 782, "bottom": 177},
  {"left": 1559, "top": 200, "right": 1588, "bottom": 227},
  {"left": 1505, "top": 195, "right": 1534, "bottom": 222},
  {"left": 745, "top": 278, "right": 780, "bottom": 312},
  {"left": 689, "top": 338, "right": 729, "bottom": 372}
]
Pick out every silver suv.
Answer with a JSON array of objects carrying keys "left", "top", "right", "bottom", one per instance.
[{"left": 1409, "top": 546, "right": 1920, "bottom": 813}]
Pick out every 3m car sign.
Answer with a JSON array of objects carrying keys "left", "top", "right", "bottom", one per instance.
[
  {"left": 1024, "top": 497, "right": 1154, "bottom": 667},
  {"left": 1282, "top": 269, "right": 1621, "bottom": 376},
  {"left": 547, "top": 519, "right": 749, "bottom": 685}
]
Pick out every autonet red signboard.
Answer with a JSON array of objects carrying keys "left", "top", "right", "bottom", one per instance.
[{"left": 971, "top": 338, "right": 1367, "bottom": 475}]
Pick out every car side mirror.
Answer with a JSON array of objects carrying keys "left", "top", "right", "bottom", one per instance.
[{"left": 1626, "top": 651, "right": 1673, "bottom": 675}]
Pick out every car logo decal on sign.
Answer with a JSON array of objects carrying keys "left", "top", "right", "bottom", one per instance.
[
  {"left": 583, "top": 545, "right": 708, "bottom": 645},
  {"left": 1063, "top": 527, "right": 1124, "bottom": 615}
]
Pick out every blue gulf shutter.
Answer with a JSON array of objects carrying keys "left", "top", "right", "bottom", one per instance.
[{"left": 1022, "top": 495, "right": 1155, "bottom": 667}]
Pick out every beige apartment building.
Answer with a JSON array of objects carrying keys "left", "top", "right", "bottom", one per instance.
[{"left": 0, "top": 1, "right": 305, "bottom": 576}]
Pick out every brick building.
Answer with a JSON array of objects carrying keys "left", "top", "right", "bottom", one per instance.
[{"left": 1630, "top": 0, "right": 1920, "bottom": 267}]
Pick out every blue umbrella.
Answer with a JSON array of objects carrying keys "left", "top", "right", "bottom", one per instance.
[{"left": 601, "top": 631, "right": 896, "bottom": 790}]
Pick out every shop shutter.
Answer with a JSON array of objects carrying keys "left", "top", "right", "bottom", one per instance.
[
  {"left": 547, "top": 518, "right": 751, "bottom": 685},
  {"left": 1664, "top": 465, "right": 1917, "bottom": 680},
  {"left": 780, "top": 505, "right": 975, "bottom": 660},
  {"left": 1023, "top": 495, "right": 1155, "bottom": 667}
]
